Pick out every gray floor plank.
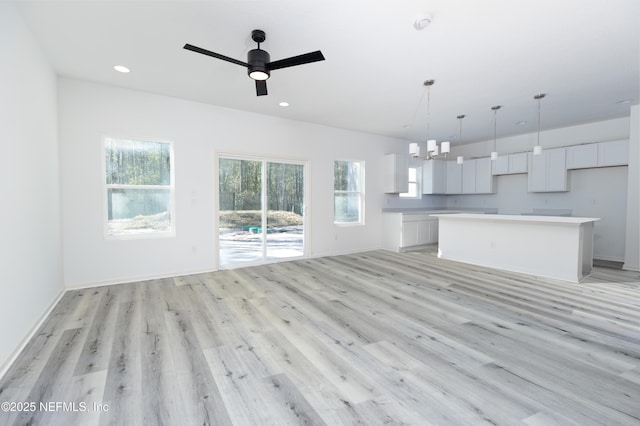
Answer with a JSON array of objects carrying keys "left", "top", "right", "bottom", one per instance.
[{"left": 1, "top": 249, "right": 640, "bottom": 425}]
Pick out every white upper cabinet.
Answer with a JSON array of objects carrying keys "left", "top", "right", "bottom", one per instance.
[
  {"left": 597, "top": 140, "right": 629, "bottom": 167},
  {"left": 422, "top": 160, "right": 447, "bottom": 194},
  {"left": 566, "top": 143, "right": 598, "bottom": 169},
  {"left": 475, "top": 157, "right": 495, "bottom": 193},
  {"left": 566, "top": 140, "right": 628, "bottom": 169},
  {"left": 491, "top": 152, "right": 528, "bottom": 175},
  {"left": 445, "top": 160, "right": 463, "bottom": 194},
  {"left": 492, "top": 155, "right": 509, "bottom": 175},
  {"left": 447, "top": 158, "right": 494, "bottom": 194},
  {"left": 462, "top": 159, "right": 477, "bottom": 194},
  {"left": 383, "top": 153, "right": 408, "bottom": 193},
  {"left": 528, "top": 148, "right": 568, "bottom": 192}
]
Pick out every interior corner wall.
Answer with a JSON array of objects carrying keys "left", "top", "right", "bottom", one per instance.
[
  {"left": 0, "top": 5, "right": 63, "bottom": 374},
  {"left": 624, "top": 104, "right": 639, "bottom": 270},
  {"left": 58, "top": 78, "right": 402, "bottom": 288}
]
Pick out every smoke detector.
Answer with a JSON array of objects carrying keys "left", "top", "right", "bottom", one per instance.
[{"left": 414, "top": 14, "right": 433, "bottom": 30}]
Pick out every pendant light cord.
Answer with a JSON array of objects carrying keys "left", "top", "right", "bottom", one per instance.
[
  {"left": 426, "top": 84, "right": 431, "bottom": 140},
  {"left": 534, "top": 94, "right": 545, "bottom": 147},
  {"left": 491, "top": 105, "right": 501, "bottom": 152},
  {"left": 537, "top": 96, "right": 541, "bottom": 146}
]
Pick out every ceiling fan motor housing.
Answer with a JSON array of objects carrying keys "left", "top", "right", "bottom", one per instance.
[{"left": 248, "top": 48, "right": 271, "bottom": 80}]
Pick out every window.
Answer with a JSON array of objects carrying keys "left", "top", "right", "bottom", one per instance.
[
  {"left": 334, "top": 160, "right": 364, "bottom": 224},
  {"left": 399, "top": 166, "right": 421, "bottom": 198},
  {"left": 103, "top": 137, "right": 174, "bottom": 238}
]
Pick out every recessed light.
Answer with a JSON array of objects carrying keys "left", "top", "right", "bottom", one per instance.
[
  {"left": 113, "top": 65, "right": 130, "bottom": 73},
  {"left": 616, "top": 99, "right": 632, "bottom": 104},
  {"left": 516, "top": 120, "right": 528, "bottom": 125},
  {"left": 279, "top": 101, "right": 289, "bottom": 107},
  {"left": 402, "top": 124, "right": 412, "bottom": 128}
]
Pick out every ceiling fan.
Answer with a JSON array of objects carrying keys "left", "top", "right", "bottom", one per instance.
[{"left": 184, "top": 29, "right": 325, "bottom": 96}]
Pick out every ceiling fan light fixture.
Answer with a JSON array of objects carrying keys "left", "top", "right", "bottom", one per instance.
[
  {"left": 248, "top": 48, "right": 271, "bottom": 80},
  {"left": 249, "top": 70, "right": 270, "bottom": 80}
]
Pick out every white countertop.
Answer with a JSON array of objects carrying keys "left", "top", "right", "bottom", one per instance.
[{"left": 430, "top": 213, "right": 600, "bottom": 224}]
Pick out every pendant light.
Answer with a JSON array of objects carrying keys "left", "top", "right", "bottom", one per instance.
[
  {"left": 533, "top": 93, "right": 546, "bottom": 155},
  {"left": 456, "top": 114, "right": 465, "bottom": 164},
  {"left": 409, "top": 80, "right": 450, "bottom": 159},
  {"left": 490, "top": 105, "right": 501, "bottom": 160}
]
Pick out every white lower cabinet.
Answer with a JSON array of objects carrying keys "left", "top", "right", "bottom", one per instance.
[{"left": 382, "top": 213, "right": 438, "bottom": 251}]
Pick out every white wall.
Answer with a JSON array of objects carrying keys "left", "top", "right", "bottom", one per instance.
[
  {"left": 624, "top": 104, "right": 639, "bottom": 270},
  {"left": 58, "top": 78, "right": 402, "bottom": 288},
  {"left": 446, "top": 118, "right": 632, "bottom": 262},
  {"left": 0, "top": 5, "right": 63, "bottom": 374}
]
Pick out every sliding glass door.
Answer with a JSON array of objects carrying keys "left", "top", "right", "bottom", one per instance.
[{"left": 218, "top": 156, "right": 305, "bottom": 267}]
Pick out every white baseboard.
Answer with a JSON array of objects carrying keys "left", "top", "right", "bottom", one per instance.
[
  {"left": 64, "top": 267, "right": 219, "bottom": 290},
  {"left": 0, "top": 289, "right": 66, "bottom": 382}
]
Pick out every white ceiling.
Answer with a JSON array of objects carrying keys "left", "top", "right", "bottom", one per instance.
[{"left": 15, "top": 0, "right": 640, "bottom": 145}]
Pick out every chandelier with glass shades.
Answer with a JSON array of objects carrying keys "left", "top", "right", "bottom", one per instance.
[{"left": 409, "top": 80, "right": 450, "bottom": 160}]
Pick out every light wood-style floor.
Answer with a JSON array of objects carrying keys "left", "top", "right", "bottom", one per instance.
[{"left": 1, "top": 249, "right": 640, "bottom": 425}]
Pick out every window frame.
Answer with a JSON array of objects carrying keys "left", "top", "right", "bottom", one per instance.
[
  {"left": 399, "top": 165, "right": 422, "bottom": 199},
  {"left": 101, "top": 136, "right": 176, "bottom": 240},
  {"left": 333, "top": 159, "right": 365, "bottom": 226}
]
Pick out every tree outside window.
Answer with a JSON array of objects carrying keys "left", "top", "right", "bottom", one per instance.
[
  {"left": 103, "top": 137, "right": 175, "bottom": 238},
  {"left": 334, "top": 160, "right": 364, "bottom": 225}
]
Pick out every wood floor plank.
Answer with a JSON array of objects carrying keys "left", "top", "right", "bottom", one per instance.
[
  {"left": 2, "top": 249, "right": 640, "bottom": 425},
  {"left": 99, "top": 284, "right": 144, "bottom": 426},
  {"left": 161, "top": 281, "right": 233, "bottom": 426},
  {"left": 73, "top": 288, "right": 118, "bottom": 377}
]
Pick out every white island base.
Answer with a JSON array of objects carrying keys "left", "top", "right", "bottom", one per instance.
[{"left": 431, "top": 214, "right": 599, "bottom": 283}]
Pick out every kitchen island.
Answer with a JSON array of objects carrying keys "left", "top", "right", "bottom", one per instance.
[{"left": 431, "top": 213, "right": 599, "bottom": 282}]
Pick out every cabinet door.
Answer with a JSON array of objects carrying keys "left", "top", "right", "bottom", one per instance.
[
  {"left": 529, "top": 148, "right": 567, "bottom": 192},
  {"left": 528, "top": 152, "right": 548, "bottom": 192},
  {"left": 547, "top": 148, "right": 567, "bottom": 191},
  {"left": 446, "top": 161, "right": 463, "bottom": 194},
  {"left": 401, "top": 221, "right": 419, "bottom": 247},
  {"left": 428, "top": 220, "right": 438, "bottom": 243},
  {"left": 492, "top": 155, "right": 509, "bottom": 175},
  {"left": 508, "top": 152, "right": 528, "bottom": 173},
  {"left": 566, "top": 144, "right": 598, "bottom": 169},
  {"left": 462, "top": 159, "right": 476, "bottom": 194},
  {"left": 475, "top": 157, "right": 494, "bottom": 193},
  {"left": 383, "top": 154, "right": 408, "bottom": 193},
  {"left": 422, "top": 160, "right": 447, "bottom": 194},
  {"left": 432, "top": 160, "right": 447, "bottom": 193},
  {"left": 417, "top": 221, "right": 431, "bottom": 245},
  {"left": 597, "top": 140, "right": 629, "bottom": 167}
]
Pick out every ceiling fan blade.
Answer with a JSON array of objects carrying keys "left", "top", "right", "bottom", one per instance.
[
  {"left": 183, "top": 43, "right": 248, "bottom": 67},
  {"left": 256, "top": 80, "right": 268, "bottom": 96},
  {"left": 267, "top": 50, "right": 325, "bottom": 71}
]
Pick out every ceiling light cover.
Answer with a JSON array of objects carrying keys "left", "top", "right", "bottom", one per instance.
[
  {"left": 113, "top": 65, "right": 130, "bottom": 73},
  {"left": 249, "top": 70, "right": 269, "bottom": 81},
  {"left": 414, "top": 14, "right": 433, "bottom": 30}
]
